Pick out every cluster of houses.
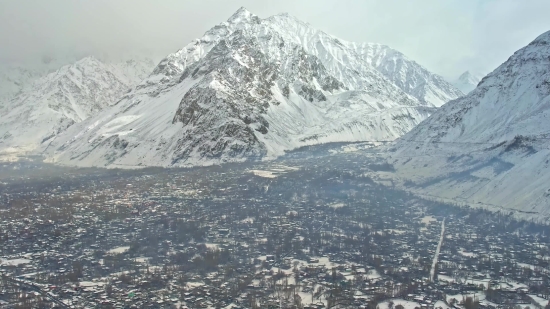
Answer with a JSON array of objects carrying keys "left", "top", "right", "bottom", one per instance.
[{"left": 1, "top": 157, "right": 550, "bottom": 308}]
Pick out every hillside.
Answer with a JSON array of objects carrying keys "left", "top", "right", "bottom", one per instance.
[
  {"left": 389, "top": 30, "right": 550, "bottom": 218},
  {"left": 44, "top": 8, "right": 461, "bottom": 168}
]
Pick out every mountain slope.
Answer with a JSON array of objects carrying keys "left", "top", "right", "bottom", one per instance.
[
  {"left": 0, "top": 56, "right": 154, "bottom": 157},
  {"left": 349, "top": 42, "right": 464, "bottom": 106},
  {"left": 0, "top": 59, "right": 72, "bottom": 103},
  {"left": 45, "top": 8, "right": 456, "bottom": 168},
  {"left": 0, "top": 55, "right": 155, "bottom": 103},
  {"left": 389, "top": 30, "right": 550, "bottom": 218},
  {"left": 258, "top": 13, "right": 463, "bottom": 107},
  {"left": 453, "top": 71, "right": 484, "bottom": 94}
]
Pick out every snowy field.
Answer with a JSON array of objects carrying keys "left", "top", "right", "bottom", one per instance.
[
  {"left": 0, "top": 258, "right": 31, "bottom": 266},
  {"left": 108, "top": 246, "right": 130, "bottom": 254},
  {"left": 249, "top": 165, "right": 300, "bottom": 178}
]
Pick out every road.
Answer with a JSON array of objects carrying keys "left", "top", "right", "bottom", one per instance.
[
  {"left": 2, "top": 275, "right": 71, "bottom": 308},
  {"left": 430, "top": 218, "right": 445, "bottom": 282}
]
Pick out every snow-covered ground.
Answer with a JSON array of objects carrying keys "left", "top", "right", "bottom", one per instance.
[
  {"left": 108, "top": 246, "right": 130, "bottom": 254},
  {"left": 421, "top": 216, "right": 437, "bottom": 225},
  {"left": 204, "top": 243, "right": 220, "bottom": 250},
  {"left": 378, "top": 299, "right": 422, "bottom": 309},
  {"left": 0, "top": 258, "right": 31, "bottom": 266},
  {"left": 249, "top": 165, "right": 299, "bottom": 178}
]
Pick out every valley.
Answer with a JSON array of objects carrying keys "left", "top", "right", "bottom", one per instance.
[
  {"left": 1, "top": 4, "right": 550, "bottom": 309},
  {"left": 1, "top": 144, "right": 550, "bottom": 308}
]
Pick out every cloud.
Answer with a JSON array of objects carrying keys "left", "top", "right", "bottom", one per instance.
[{"left": 1, "top": 0, "right": 549, "bottom": 79}]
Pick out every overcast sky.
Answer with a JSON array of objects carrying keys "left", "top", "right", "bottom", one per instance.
[{"left": 1, "top": 0, "right": 550, "bottom": 79}]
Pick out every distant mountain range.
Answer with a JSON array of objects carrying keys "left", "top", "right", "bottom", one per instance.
[
  {"left": 453, "top": 71, "right": 484, "bottom": 94},
  {"left": 0, "top": 56, "right": 155, "bottom": 157},
  {"left": 390, "top": 30, "right": 550, "bottom": 218},
  {"left": 41, "top": 7, "right": 462, "bottom": 168}
]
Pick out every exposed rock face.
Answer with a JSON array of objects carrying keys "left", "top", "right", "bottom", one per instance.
[
  {"left": 45, "top": 8, "right": 461, "bottom": 168},
  {"left": 350, "top": 42, "right": 464, "bottom": 106}
]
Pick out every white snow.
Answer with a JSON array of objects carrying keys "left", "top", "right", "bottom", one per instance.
[
  {"left": 378, "top": 299, "right": 421, "bottom": 309},
  {"left": 108, "top": 246, "right": 130, "bottom": 254},
  {"left": 453, "top": 71, "right": 484, "bottom": 94},
  {"left": 79, "top": 281, "right": 105, "bottom": 288},
  {"left": 529, "top": 294, "right": 550, "bottom": 308},
  {"left": 204, "top": 243, "right": 220, "bottom": 250},
  {"left": 250, "top": 170, "right": 278, "bottom": 178},
  {"left": 391, "top": 30, "right": 550, "bottom": 219},
  {"left": 0, "top": 56, "right": 155, "bottom": 157},
  {"left": 41, "top": 8, "right": 460, "bottom": 169},
  {"left": 0, "top": 258, "right": 31, "bottom": 266},
  {"left": 420, "top": 216, "right": 437, "bottom": 225}
]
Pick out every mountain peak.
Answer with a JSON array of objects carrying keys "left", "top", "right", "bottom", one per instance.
[
  {"left": 74, "top": 55, "right": 101, "bottom": 66},
  {"left": 45, "top": 8, "right": 462, "bottom": 168},
  {"left": 457, "top": 70, "right": 483, "bottom": 80},
  {"left": 454, "top": 70, "right": 483, "bottom": 94},
  {"left": 0, "top": 56, "right": 155, "bottom": 154},
  {"left": 273, "top": 11, "right": 299, "bottom": 19},
  {"left": 531, "top": 30, "right": 550, "bottom": 45},
  {"left": 227, "top": 7, "right": 255, "bottom": 23},
  {"left": 269, "top": 11, "right": 310, "bottom": 27},
  {"left": 458, "top": 70, "right": 472, "bottom": 78}
]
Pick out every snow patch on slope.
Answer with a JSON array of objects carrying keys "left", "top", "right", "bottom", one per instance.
[
  {"left": 0, "top": 56, "right": 155, "bottom": 158},
  {"left": 453, "top": 71, "right": 484, "bottom": 94},
  {"left": 389, "top": 30, "right": 550, "bottom": 219},
  {"left": 45, "top": 8, "right": 455, "bottom": 168}
]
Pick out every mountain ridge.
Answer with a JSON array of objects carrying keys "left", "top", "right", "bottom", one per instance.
[
  {"left": 389, "top": 30, "right": 550, "bottom": 218},
  {"left": 0, "top": 56, "right": 155, "bottom": 158},
  {"left": 44, "top": 8, "right": 462, "bottom": 168},
  {"left": 453, "top": 70, "right": 484, "bottom": 94}
]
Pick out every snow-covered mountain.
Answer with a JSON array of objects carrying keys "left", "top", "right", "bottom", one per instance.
[
  {"left": 351, "top": 43, "right": 464, "bottom": 106},
  {"left": 0, "top": 59, "right": 71, "bottom": 102},
  {"left": 44, "top": 8, "right": 461, "bottom": 168},
  {"left": 0, "top": 56, "right": 155, "bottom": 157},
  {"left": 389, "top": 30, "right": 550, "bottom": 218},
  {"left": 0, "top": 55, "right": 155, "bottom": 102},
  {"left": 453, "top": 71, "right": 484, "bottom": 94}
]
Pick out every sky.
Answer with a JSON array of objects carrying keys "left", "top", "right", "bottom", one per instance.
[{"left": 1, "top": 0, "right": 550, "bottom": 79}]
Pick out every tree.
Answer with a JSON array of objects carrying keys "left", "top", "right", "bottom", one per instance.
[
  {"left": 105, "top": 283, "right": 113, "bottom": 297},
  {"left": 463, "top": 296, "right": 479, "bottom": 309},
  {"left": 314, "top": 285, "right": 325, "bottom": 302},
  {"left": 293, "top": 293, "right": 303, "bottom": 309},
  {"left": 310, "top": 282, "right": 317, "bottom": 304},
  {"left": 395, "top": 304, "right": 405, "bottom": 309}
]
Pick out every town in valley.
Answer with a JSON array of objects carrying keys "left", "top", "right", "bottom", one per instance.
[{"left": 1, "top": 146, "right": 549, "bottom": 309}]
